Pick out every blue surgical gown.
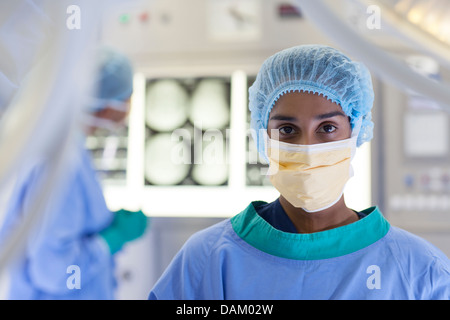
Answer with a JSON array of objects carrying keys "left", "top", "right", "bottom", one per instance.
[
  {"left": 149, "top": 201, "right": 450, "bottom": 300},
  {"left": 1, "top": 146, "right": 115, "bottom": 299}
]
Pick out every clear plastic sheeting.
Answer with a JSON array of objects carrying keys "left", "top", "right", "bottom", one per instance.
[
  {"left": 0, "top": 1, "right": 50, "bottom": 113},
  {"left": 0, "top": 0, "right": 103, "bottom": 276},
  {"left": 361, "top": 0, "right": 450, "bottom": 70},
  {"left": 294, "top": 0, "right": 450, "bottom": 113}
]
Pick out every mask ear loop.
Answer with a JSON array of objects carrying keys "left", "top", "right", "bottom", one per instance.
[
  {"left": 261, "top": 129, "right": 271, "bottom": 165},
  {"left": 81, "top": 113, "right": 123, "bottom": 133},
  {"left": 350, "top": 117, "right": 362, "bottom": 159},
  {"left": 262, "top": 129, "right": 278, "bottom": 175},
  {"left": 351, "top": 117, "right": 363, "bottom": 138},
  {"left": 345, "top": 117, "right": 363, "bottom": 188},
  {"left": 88, "top": 98, "right": 130, "bottom": 113}
]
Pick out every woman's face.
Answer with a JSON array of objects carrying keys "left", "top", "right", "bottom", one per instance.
[{"left": 267, "top": 92, "right": 352, "bottom": 145}]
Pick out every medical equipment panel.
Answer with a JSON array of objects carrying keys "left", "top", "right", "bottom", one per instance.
[{"left": 378, "top": 79, "right": 450, "bottom": 231}]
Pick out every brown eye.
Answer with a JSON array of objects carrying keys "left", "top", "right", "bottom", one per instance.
[
  {"left": 279, "top": 126, "right": 296, "bottom": 135},
  {"left": 320, "top": 124, "right": 337, "bottom": 133}
]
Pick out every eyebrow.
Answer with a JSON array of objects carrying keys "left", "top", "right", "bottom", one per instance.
[
  {"left": 315, "top": 111, "right": 347, "bottom": 120},
  {"left": 269, "top": 115, "right": 298, "bottom": 121},
  {"left": 269, "top": 111, "right": 347, "bottom": 122}
]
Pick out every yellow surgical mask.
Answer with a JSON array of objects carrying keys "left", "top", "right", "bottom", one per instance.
[{"left": 266, "top": 122, "right": 360, "bottom": 212}]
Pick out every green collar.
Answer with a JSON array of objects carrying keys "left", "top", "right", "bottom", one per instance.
[{"left": 231, "top": 201, "right": 390, "bottom": 260}]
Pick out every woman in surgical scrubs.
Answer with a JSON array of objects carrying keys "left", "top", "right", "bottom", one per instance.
[
  {"left": 1, "top": 47, "right": 147, "bottom": 299},
  {"left": 149, "top": 45, "right": 450, "bottom": 300}
]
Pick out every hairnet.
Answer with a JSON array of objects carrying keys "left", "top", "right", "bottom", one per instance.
[
  {"left": 249, "top": 44, "right": 374, "bottom": 159},
  {"left": 92, "top": 47, "right": 134, "bottom": 111}
]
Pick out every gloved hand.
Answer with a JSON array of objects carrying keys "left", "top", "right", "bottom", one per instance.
[{"left": 100, "top": 209, "right": 148, "bottom": 254}]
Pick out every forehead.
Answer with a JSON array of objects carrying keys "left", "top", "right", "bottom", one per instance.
[{"left": 270, "top": 91, "right": 343, "bottom": 118}]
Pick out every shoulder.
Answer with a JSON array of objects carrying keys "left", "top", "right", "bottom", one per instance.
[
  {"left": 385, "top": 226, "right": 450, "bottom": 298},
  {"left": 149, "top": 219, "right": 234, "bottom": 299},
  {"left": 387, "top": 226, "right": 449, "bottom": 263},
  {"left": 169, "top": 203, "right": 261, "bottom": 269},
  {"left": 179, "top": 219, "right": 233, "bottom": 259}
]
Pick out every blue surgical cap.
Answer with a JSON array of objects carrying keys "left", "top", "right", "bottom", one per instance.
[
  {"left": 92, "top": 47, "right": 134, "bottom": 111},
  {"left": 249, "top": 44, "right": 374, "bottom": 158}
]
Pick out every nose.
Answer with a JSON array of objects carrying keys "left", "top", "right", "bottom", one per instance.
[{"left": 297, "top": 131, "right": 318, "bottom": 145}]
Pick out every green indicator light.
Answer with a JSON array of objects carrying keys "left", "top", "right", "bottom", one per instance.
[{"left": 119, "top": 13, "right": 131, "bottom": 24}]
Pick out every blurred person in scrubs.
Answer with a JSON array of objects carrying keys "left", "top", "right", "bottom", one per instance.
[
  {"left": 149, "top": 45, "right": 450, "bottom": 300},
  {"left": 1, "top": 47, "right": 147, "bottom": 299}
]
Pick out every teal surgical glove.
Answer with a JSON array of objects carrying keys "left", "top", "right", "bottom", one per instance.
[{"left": 100, "top": 209, "right": 148, "bottom": 254}]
